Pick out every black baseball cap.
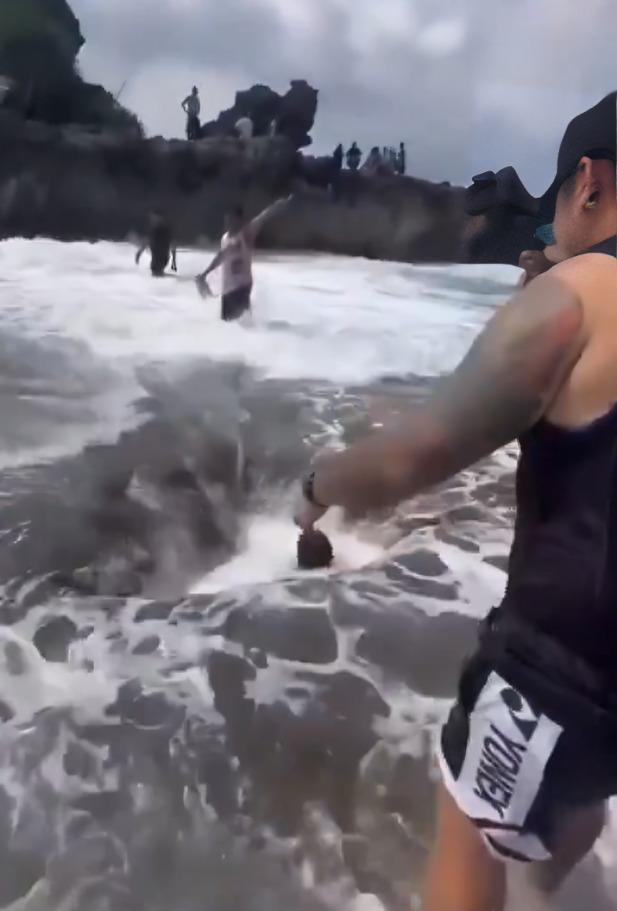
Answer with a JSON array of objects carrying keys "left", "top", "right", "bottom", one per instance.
[{"left": 542, "top": 90, "right": 616, "bottom": 213}]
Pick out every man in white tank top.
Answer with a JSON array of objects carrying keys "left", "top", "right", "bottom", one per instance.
[{"left": 196, "top": 196, "right": 292, "bottom": 321}]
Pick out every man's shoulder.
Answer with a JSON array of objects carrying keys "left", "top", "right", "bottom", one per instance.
[
  {"left": 547, "top": 249, "right": 617, "bottom": 288},
  {"left": 545, "top": 249, "right": 617, "bottom": 328}
]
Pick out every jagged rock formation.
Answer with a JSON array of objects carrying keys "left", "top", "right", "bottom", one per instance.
[
  {"left": 0, "top": 112, "right": 465, "bottom": 263},
  {"left": 200, "top": 80, "right": 319, "bottom": 150},
  {"left": 0, "top": 0, "right": 141, "bottom": 133},
  {"left": 459, "top": 165, "right": 547, "bottom": 264}
]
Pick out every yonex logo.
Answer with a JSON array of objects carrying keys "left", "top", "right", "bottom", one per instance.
[
  {"left": 472, "top": 686, "right": 540, "bottom": 819},
  {"left": 499, "top": 686, "right": 539, "bottom": 743}
]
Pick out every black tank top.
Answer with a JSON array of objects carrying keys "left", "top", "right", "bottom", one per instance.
[{"left": 502, "top": 237, "right": 617, "bottom": 673}]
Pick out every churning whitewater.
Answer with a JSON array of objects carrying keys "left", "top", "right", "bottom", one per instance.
[{"left": 0, "top": 239, "right": 613, "bottom": 911}]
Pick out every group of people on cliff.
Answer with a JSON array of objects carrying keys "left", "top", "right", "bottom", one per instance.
[
  {"left": 181, "top": 88, "right": 406, "bottom": 182},
  {"left": 334, "top": 141, "right": 406, "bottom": 176}
]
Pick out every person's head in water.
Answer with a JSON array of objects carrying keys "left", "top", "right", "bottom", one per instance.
[
  {"left": 225, "top": 205, "right": 246, "bottom": 234},
  {"left": 297, "top": 529, "right": 333, "bottom": 570},
  {"left": 543, "top": 92, "right": 616, "bottom": 260}
]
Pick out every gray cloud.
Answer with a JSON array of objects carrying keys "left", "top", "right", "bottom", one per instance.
[{"left": 72, "top": 0, "right": 616, "bottom": 193}]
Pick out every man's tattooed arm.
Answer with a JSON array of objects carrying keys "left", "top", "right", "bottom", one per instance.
[{"left": 310, "top": 270, "right": 587, "bottom": 512}]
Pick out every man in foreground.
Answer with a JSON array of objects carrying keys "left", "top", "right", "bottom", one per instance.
[
  {"left": 196, "top": 195, "right": 293, "bottom": 321},
  {"left": 295, "top": 91, "right": 617, "bottom": 910},
  {"left": 135, "top": 209, "right": 177, "bottom": 277}
]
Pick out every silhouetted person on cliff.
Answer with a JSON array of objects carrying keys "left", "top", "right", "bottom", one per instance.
[
  {"left": 397, "top": 142, "right": 406, "bottom": 175},
  {"left": 346, "top": 142, "right": 361, "bottom": 171},
  {"left": 195, "top": 196, "right": 294, "bottom": 321},
  {"left": 135, "top": 210, "right": 177, "bottom": 277},
  {"left": 182, "top": 87, "right": 201, "bottom": 140},
  {"left": 329, "top": 144, "right": 344, "bottom": 202},
  {"left": 362, "top": 147, "right": 383, "bottom": 174}
]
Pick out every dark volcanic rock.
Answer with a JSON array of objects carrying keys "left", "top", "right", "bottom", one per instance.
[
  {"left": 0, "top": 412, "right": 242, "bottom": 599},
  {"left": 224, "top": 604, "right": 338, "bottom": 664},
  {"left": 0, "top": 112, "right": 465, "bottom": 263},
  {"left": 331, "top": 591, "right": 478, "bottom": 696},
  {"left": 201, "top": 80, "right": 318, "bottom": 150},
  {"left": 32, "top": 615, "right": 79, "bottom": 662},
  {"left": 205, "top": 647, "right": 389, "bottom": 833},
  {"left": 0, "top": 0, "right": 140, "bottom": 135},
  {"left": 354, "top": 608, "right": 477, "bottom": 696}
]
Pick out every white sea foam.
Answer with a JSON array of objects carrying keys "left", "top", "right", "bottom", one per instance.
[{"left": 0, "top": 238, "right": 613, "bottom": 910}]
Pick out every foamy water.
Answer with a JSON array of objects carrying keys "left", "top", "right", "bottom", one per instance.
[{"left": 0, "top": 238, "right": 613, "bottom": 911}]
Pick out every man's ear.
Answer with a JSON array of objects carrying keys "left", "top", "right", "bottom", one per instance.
[{"left": 575, "top": 157, "right": 603, "bottom": 208}]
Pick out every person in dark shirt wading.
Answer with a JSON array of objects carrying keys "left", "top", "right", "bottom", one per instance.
[{"left": 135, "top": 210, "right": 178, "bottom": 277}]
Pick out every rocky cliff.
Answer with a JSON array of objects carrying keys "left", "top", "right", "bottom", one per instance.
[
  {"left": 0, "top": 0, "right": 142, "bottom": 132},
  {"left": 0, "top": 112, "right": 465, "bottom": 263}
]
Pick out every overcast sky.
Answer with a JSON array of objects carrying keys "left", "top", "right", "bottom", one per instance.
[{"left": 72, "top": 0, "right": 615, "bottom": 195}]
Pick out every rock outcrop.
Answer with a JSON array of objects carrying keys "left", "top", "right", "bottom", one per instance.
[
  {"left": 0, "top": 112, "right": 465, "bottom": 263},
  {"left": 0, "top": 0, "right": 142, "bottom": 133},
  {"left": 459, "top": 165, "right": 547, "bottom": 264},
  {"left": 201, "top": 80, "right": 318, "bottom": 150}
]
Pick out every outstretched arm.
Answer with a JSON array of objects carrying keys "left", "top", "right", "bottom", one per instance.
[
  {"left": 246, "top": 195, "right": 293, "bottom": 242},
  {"left": 301, "top": 268, "right": 587, "bottom": 518}
]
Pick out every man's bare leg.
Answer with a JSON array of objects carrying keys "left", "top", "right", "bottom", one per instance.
[
  {"left": 504, "top": 802, "right": 605, "bottom": 910},
  {"left": 421, "top": 783, "right": 506, "bottom": 911},
  {"left": 531, "top": 801, "right": 606, "bottom": 895}
]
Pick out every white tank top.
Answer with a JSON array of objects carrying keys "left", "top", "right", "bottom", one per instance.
[{"left": 221, "top": 231, "right": 252, "bottom": 295}]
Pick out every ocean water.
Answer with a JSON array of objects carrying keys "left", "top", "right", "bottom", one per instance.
[{"left": 0, "top": 239, "right": 613, "bottom": 911}]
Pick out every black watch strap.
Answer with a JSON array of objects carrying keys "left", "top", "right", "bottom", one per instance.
[{"left": 302, "top": 471, "right": 326, "bottom": 508}]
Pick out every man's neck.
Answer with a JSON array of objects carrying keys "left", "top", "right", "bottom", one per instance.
[{"left": 548, "top": 216, "right": 617, "bottom": 262}]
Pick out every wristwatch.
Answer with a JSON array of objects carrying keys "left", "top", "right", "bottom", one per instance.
[{"left": 302, "top": 470, "right": 327, "bottom": 508}]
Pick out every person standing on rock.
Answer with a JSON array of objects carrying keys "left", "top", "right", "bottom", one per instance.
[
  {"left": 135, "top": 209, "right": 177, "bottom": 277},
  {"left": 181, "top": 87, "right": 201, "bottom": 140},
  {"left": 345, "top": 142, "right": 362, "bottom": 171},
  {"left": 195, "top": 195, "right": 294, "bottom": 321}
]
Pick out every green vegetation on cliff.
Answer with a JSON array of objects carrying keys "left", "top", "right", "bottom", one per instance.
[{"left": 0, "top": 0, "right": 142, "bottom": 134}]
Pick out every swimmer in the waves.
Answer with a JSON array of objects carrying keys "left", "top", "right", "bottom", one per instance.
[
  {"left": 135, "top": 209, "right": 177, "bottom": 277},
  {"left": 295, "top": 91, "right": 617, "bottom": 910},
  {"left": 195, "top": 195, "right": 293, "bottom": 321}
]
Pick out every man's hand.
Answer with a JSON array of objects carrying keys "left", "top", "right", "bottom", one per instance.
[
  {"left": 195, "top": 274, "right": 212, "bottom": 298},
  {"left": 292, "top": 266, "right": 587, "bottom": 515},
  {"left": 294, "top": 499, "right": 328, "bottom": 531},
  {"left": 294, "top": 467, "right": 330, "bottom": 529},
  {"left": 518, "top": 250, "right": 552, "bottom": 287}
]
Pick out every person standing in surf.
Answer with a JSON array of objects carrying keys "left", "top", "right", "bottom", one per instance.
[
  {"left": 135, "top": 209, "right": 178, "bottom": 277},
  {"left": 195, "top": 196, "right": 293, "bottom": 321},
  {"left": 294, "top": 91, "right": 617, "bottom": 910}
]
